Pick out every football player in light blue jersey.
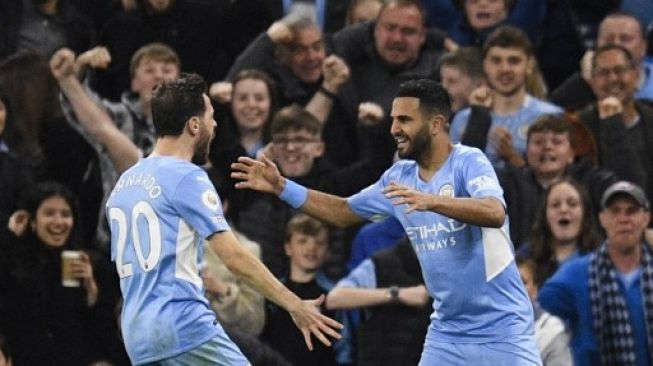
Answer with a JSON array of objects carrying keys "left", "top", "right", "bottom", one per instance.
[
  {"left": 106, "top": 73, "right": 342, "bottom": 366},
  {"left": 233, "top": 79, "right": 542, "bottom": 365}
]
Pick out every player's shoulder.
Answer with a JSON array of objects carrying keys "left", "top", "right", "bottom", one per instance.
[
  {"left": 452, "top": 143, "right": 488, "bottom": 163},
  {"left": 148, "top": 156, "right": 203, "bottom": 177}
]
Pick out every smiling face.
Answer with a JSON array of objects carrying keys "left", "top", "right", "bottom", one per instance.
[
  {"left": 272, "top": 128, "right": 324, "bottom": 177},
  {"left": 231, "top": 78, "right": 271, "bottom": 133},
  {"left": 526, "top": 130, "right": 574, "bottom": 179},
  {"left": 483, "top": 46, "right": 532, "bottom": 97},
  {"left": 390, "top": 97, "right": 432, "bottom": 160},
  {"left": 33, "top": 196, "right": 74, "bottom": 248},
  {"left": 464, "top": 0, "right": 508, "bottom": 31},
  {"left": 374, "top": 2, "right": 426, "bottom": 67},
  {"left": 131, "top": 58, "right": 180, "bottom": 103},
  {"left": 590, "top": 48, "right": 638, "bottom": 105},
  {"left": 285, "top": 25, "right": 325, "bottom": 84},
  {"left": 285, "top": 229, "right": 329, "bottom": 273},
  {"left": 546, "top": 182, "right": 584, "bottom": 246}
]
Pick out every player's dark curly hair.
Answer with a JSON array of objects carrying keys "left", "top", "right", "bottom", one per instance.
[
  {"left": 151, "top": 73, "right": 207, "bottom": 137},
  {"left": 396, "top": 79, "right": 452, "bottom": 123}
]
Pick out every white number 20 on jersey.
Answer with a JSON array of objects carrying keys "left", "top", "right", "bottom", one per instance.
[{"left": 109, "top": 202, "right": 162, "bottom": 278}]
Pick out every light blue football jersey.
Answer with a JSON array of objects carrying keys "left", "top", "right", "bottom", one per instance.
[
  {"left": 106, "top": 156, "right": 234, "bottom": 364},
  {"left": 450, "top": 95, "right": 562, "bottom": 169},
  {"left": 348, "top": 144, "right": 535, "bottom": 343}
]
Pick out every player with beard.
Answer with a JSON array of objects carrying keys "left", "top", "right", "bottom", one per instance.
[
  {"left": 106, "top": 73, "right": 342, "bottom": 366},
  {"left": 232, "top": 78, "right": 542, "bottom": 365},
  {"left": 450, "top": 26, "right": 561, "bottom": 169}
]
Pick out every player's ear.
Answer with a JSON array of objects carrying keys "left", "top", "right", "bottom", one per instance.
[
  {"left": 187, "top": 116, "right": 201, "bottom": 135},
  {"left": 430, "top": 114, "right": 446, "bottom": 135}
]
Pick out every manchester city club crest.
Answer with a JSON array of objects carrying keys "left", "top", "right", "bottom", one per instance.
[{"left": 438, "top": 183, "right": 454, "bottom": 198}]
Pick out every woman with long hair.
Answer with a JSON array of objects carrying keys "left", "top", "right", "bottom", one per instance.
[
  {"left": 209, "top": 69, "right": 278, "bottom": 204},
  {"left": 0, "top": 182, "right": 122, "bottom": 365},
  {"left": 528, "top": 177, "right": 602, "bottom": 286}
]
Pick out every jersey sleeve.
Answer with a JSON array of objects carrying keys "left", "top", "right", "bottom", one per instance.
[
  {"left": 462, "top": 148, "right": 506, "bottom": 206},
  {"left": 347, "top": 169, "right": 395, "bottom": 221},
  {"left": 171, "top": 170, "right": 231, "bottom": 239}
]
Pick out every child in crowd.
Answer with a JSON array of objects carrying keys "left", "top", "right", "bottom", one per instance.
[
  {"left": 261, "top": 213, "right": 345, "bottom": 366},
  {"left": 516, "top": 256, "right": 573, "bottom": 366}
]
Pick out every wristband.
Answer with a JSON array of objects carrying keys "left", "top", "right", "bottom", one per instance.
[
  {"left": 279, "top": 179, "right": 308, "bottom": 208},
  {"left": 318, "top": 85, "right": 337, "bottom": 99}
]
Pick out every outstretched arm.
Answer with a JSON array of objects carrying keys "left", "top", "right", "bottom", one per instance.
[
  {"left": 231, "top": 155, "right": 364, "bottom": 228},
  {"left": 209, "top": 230, "right": 342, "bottom": 350}
]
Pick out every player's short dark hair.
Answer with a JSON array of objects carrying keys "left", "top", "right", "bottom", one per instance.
[
  {"left": 396, "top": 78, "right": 452, "bottom": 122},
  {"left": 151, "top": 73, "right": 207, "bottom": 137}
]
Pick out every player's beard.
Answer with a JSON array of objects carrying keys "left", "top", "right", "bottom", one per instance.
[
  {"left": 192, "top": 126, "right": 211, "bottom": 165},
  {"left": 397, "top": 124, "right": 431, "bottom": 161}
]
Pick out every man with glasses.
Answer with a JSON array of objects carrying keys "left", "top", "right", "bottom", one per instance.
[
  {"left": 577, "top": 44, "right": 653, "bottom": 208},
  {"left": 551, "top": 12, "right": 653, "bottom": 111},
  {"left": 216, "top": 14, "right": 360, "bottom": 169},
  {"left": 229, "top": 105, "right": 388, "bottom": 277}
]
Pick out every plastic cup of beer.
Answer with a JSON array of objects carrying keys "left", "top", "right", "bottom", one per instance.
[{"left": 61, "top": 250, "right": 81, "bottom": 287}]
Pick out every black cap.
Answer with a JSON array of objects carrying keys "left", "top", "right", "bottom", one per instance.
[{"left": 601, "top": 181, "right": 650, "bottom": 210}]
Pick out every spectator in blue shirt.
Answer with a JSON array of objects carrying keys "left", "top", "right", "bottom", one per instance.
[{"left": 539, "top": 181, "right": 653, "bottom": 366}]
